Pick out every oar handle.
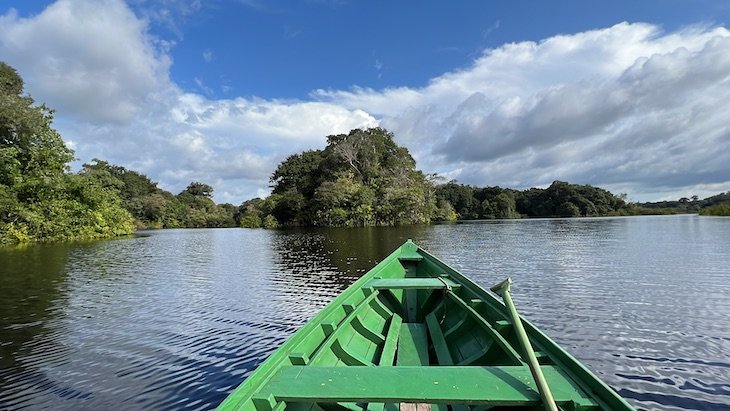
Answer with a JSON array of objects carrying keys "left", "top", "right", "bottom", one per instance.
[
  {"left": 491, "top": 277, "right": 558, "bottom": 411},
  {"left": 490, "top": 277, "right": 512, "bottom": 295}
]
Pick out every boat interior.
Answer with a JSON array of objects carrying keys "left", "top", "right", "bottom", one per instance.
[{"left": 228, "top": 242, "right": 614, "bottom": 411}]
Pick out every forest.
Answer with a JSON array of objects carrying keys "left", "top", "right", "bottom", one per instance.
[
  {"left": 238, "top": 129, "right": 635, "bottom": 228},
  {"left": 2, "top": 60, "right": 729, "bottom": 244},
  {"left": 0, "top": 62, "right": 238, "bottom": 244}
]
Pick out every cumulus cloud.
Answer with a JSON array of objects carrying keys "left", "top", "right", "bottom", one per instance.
[
  {"left": 317, "top": 23, "right": 730, "bottom": 200},
  {"left": 0, "top": 0, "right": 172, "bottom": 124},
  {"left": 0, "top": 0, "right": 376, "bottom": 203},
  {"left": 2, "top": 0, "right": 729, "bottom": 203}
]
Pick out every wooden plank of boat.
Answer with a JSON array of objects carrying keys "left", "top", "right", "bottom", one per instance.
[{"left": 218, "top": 240, "right": 635, "bottom": 411}]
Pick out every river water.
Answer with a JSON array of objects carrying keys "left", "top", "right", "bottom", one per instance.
[{"left": 1, "top": 215, "right": 729, "bottom": 410}]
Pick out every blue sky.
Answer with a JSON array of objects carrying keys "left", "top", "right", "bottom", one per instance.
[
  {"left": 148, "top": 0, "right": 728, "bottom": 99},
  {"left": 2, "top": 0, "right": 730, "bottom": 203},
  {"left": 150, "top": 0, "right": 727, "bottom": 99}
]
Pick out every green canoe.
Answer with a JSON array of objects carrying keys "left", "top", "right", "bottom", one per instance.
[{"left": 219, "top": 240, "right": 634, "bottom": 411}]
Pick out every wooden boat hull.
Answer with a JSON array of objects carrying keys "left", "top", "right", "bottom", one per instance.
[{"left": 219, "top": 240, "right": 634, "bottom": 410}]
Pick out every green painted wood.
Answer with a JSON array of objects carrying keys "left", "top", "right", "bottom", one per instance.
[
  {"left": 363, "top": 307, "right": 387, "bottom": 337},
  {"left": 442, "top": 310, "right": 469, "bottom": 339},
  {"left": 369, "top": 297, "right": 394, "bottom": 319},
  {"left": 262, "top": 366, "right": 599, "bottom": 407},
  {"left": 366, "top": 403, "right": 399, "bottom": 411},
  {"left": 350, "top": 314, "right": 384, "bottom": 346},
  {"left": 289, "top": 353, "right": 309, "bottom": 366},
  {"left": 397, "top": 240, "right": 423, "bottom": 262},
  {"left": 403, "top": 264, "right": 418, "bottom": 322},
  {"left": 447, "top": 292, "right": 524, "bottom": 365},
  {"left": 218, "top": 240, "right": 635, "bottom": 411},
  {"left": 396, "top": 324, "right": 429, "bottom": 366},
  {"left": 365, "top": 278, "right": 461, "bottom": 290},
  {"left": 379, "top": 315, "right": 402, "bottom": 366},
  {"left": 309, "top": 291, "right": 381, "bottom": 365},
  {"left": 491, "top": 277, "right": 558, "bottom": 411},
  {"left": 252, "top": 394, "right": 277, "bottom": 411},
  {"left": 494, "top": 319, "right": 511, "bottom": 336},
  {"left": 331, "top": 339, "right": 373, "bottom": 366},
  {"left": 424, "top": 313, "right": 452, "bottom": 366}
]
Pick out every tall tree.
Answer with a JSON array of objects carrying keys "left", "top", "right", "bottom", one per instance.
[{"left": 248, "top": 127, "right": 436, "bottom": 227}]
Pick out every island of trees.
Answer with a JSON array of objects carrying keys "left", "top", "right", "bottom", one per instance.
[
  {"left": 2, "top": 60, "right": 729, "bottom": 245},
  {"left": 237, "top": 128, "right": 632, "bottom": 227}
]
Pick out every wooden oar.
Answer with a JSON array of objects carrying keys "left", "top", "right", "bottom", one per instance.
[{"left": 491, "top": 277, "right": 558, "bottom": 411}]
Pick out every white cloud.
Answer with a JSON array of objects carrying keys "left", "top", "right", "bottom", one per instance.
[
  {"left": 2, "top": 1, "right": 729, "bottom": 203},
  {"left": 0, "top": 0, "right": 377, "bottom": 202},
  {"left": 202, "top": 49, "right": 213, "bottom": 63},
  {"left": 0, "top": 0, "right": 172, "bottom": 124},
  {"left": 316, "top": 22, "right": 730, "bottom": 201}
]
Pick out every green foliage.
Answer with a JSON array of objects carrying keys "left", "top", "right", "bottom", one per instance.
[
  {"left": 699, "top": 192, "right": 730, "bottom": 208},
  {"left": 490, "top": 192, "right": 521, "bottom": 219},
  {"left": 557, "top": 201, "right": 581, "bottom": 217},
  {"left": 699, "top": 203, "right": 730, "bottom": 216},
  {"left": 80, "top": 158, "right": 242, "bottom": 229},
  {"left": 436, "top": 182, "right": 480, "bottom": 219},
  {"left": 433, "top": 199, "right": 458, "bottom": 222},
  {"left": 173, "top": 183, "right": 238, "bottom": 228},
  {"left": 270, "top": 191, "right": 305, "bottom": 225},
  {"left": 696, "top": 193, "right": 730, "bottom": 216},
  {"left": 1, "top": 172, "right": 135, "bottom": 245},
  {"left": 434, "top": 180, "right": 631, "bottom": 220},
  {"left": 184, "top": 181, "right": 214, "bottom": 197},
  {"left": 0, "top": 62, "right": 244, "bottom": 243},
  {"left": 239, "top": 212, "right": 262, "bottom": 228},
  {"left": 513, "top": 181, "right": 626, "bottom": 218},
  {"left": 630, "top": 192, "right": 730, "bottom": 215},
  {"left": 271, "top": 150, "right": 323, "bottom": 197},
  {"left": 262, "top": 214, "right": 279, "bottom": 228},
  {"left": 1, "top": 62, "right": 135, "bottom": 245},
  {"left": 256, "top": 127, "right": 436, "bottom": 227}
]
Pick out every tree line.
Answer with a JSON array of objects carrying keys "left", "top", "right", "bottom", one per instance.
[
  {"left": 80, "top": 160, "right": 239, "bottom": 229},
  {"left": 237, "top": 130, "right": 638, "bottom": 226},
  {"left": 635, "top": 192, "right": 730, "bottom": 216},
  {"left": 432, "top": 180, "right": 629, "bottom": 220},
  {"left": 238, "top": 128, "right": 437, "bottom": 228},
  {"left": 0, "top": 61, "right": 241, "bottom": 244},
  {"left": 1, "top": 62, "right": 134, "bottom": 244},
  {"left": 3, "top": 60, "right": 729, "bottom": 244}
]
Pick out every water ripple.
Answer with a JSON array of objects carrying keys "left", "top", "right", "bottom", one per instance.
[{"left": 1, "top": 217, "right": 729, "bottom": 410}]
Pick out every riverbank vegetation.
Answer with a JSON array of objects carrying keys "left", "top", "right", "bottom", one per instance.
[
  {"left": 700, "top": 204, "right": 730, "bottom": 216},
  {"left": 698, "top": 193, "right": 730, "bottom": 216},
  {"left": 239, "top": 135, "right": 730, "bottom": 226},
  {"left": 0, "top": 62, "right": 238, "bottom": 245},
  {"left": 3, "top": 61, "right": 729, "bottom": 244},
  {"left": 80, "top": 160, "right": 238, "bottom": 229},
  {"left": 1, "top": 62, "right": 134, "bottom": 244},
  {"left": 433, "top": 180, "right": 627, "bottom": 220},
  {"left": 631, "top": 192, "right": 730, "bottom": 216},
  {"left": 239, "top": 128, "right": 437, "bottom": 227}
]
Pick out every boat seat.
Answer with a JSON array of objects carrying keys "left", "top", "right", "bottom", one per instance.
[
  {"left": 259, "top": 365, "right": 599, "bottom": 408},
  {"left": 365, "top": 278, "right": 461, "bottom": 290}
]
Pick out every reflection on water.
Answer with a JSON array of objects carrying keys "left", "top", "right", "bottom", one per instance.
[{"left": 1, "top": 215, "right": 729, "bottom": 410}]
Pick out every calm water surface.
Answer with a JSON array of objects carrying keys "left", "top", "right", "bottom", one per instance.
[{"left": 1, "top": 215, "right": 729, "bottom": 410}]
